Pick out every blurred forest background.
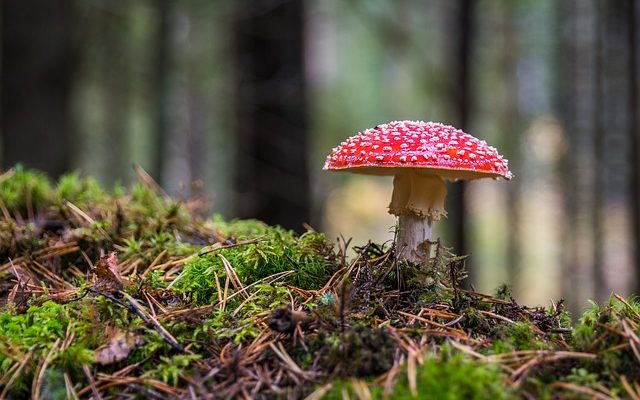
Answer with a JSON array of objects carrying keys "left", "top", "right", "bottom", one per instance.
[{"left": 1, "top": 0, "right": 639, "bottom": 315}]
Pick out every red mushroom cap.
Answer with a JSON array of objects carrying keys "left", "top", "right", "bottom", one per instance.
[{"left": 324, "top": 120, "right": 512, "bottom": 180}]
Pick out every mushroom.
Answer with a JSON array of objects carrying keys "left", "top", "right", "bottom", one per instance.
[{"left": 324, "top": 120, "right": 512, "bottom": 264}]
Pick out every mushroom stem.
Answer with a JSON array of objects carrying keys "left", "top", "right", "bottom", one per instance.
[
  {"left": 396, "top": 214, "right": 432, "bottom": 263},
  {"left": 389, "top": 171, "right": 448, "bottom": 263}
]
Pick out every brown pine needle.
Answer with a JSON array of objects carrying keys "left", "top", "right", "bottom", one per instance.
[
  {"left": 551, "top": 382, "right": 612, "bottom": 400},
  {"left": 64, "top": 373, "right": 80, "bottom": 400},
  {"left": 351, "top": 379, "right": 372, "bottom": 400},
  {"left": 407, "top": 354, "right": 417, "bottom": 397},
  {"left": 218, "top": 253, "right": 247, "bottom": 299},
  {"left": 269, "top": 342, "right": 308, "bottom": 378},
  {"left": 120, "top": 291, "right": 184, "bottom": 352},
  {"left": 304, "top": 383, "right": 333, "bottom": 400},
  {"left": 621, "top": 376, "right": 640, "bottom": 400},
  {"left": 32, "top": 338, "right": 60, "bottom": 400}
]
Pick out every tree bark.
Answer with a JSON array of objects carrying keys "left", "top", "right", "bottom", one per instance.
[
  {"left": 501, "top": 2, "right": 522, "bottom": 289},
  {"left": 628, "top": 0, "right": 640, "bottom": 295},
  {"left": 557, "top": 0, "right": 598, "bottom": 313},
  {"left": 232, "top": 0, "right": 310, "bottom": 232},
  {"left": 449, "top": 0, "right": 473, "bottom": 284},
  {"left": 1, "top": 0, "right": 76, "bottom": 178},
  {"left": 152, "top": 0, "right": 172, "bottom": 185}
]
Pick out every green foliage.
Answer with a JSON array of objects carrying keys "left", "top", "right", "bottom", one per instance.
[
  {"left": 317, "top": 325, "right": 397, "bottom": 376},
  {"left": 0, "top": 301, "right": 95, "bottom": 398},
  {"left": 503, "top": 321, "right": 548, "bottom": 351},
  {"left": 326, "top": 349, "right": 512, "bottom": 399},
  {"left": 121, "top": 231, "right": 197, "bottom": 263},
  {"left": 191, "top": 283, "right": 291, "bottom": 344},
  {"left": 55, "top": 172, "right": 107, "bottom": 207},
  {"left": 0, "top": 302, "right": 68, "bottom": 358},
  {"left": 39, "top": 368, "right": 68, "bottom": 400},
  {"left": 143, "top": 354, "right": 201, "bottom": 386},
  {"left": 572, "top": 300, "right": 600, "bottom": 350},
  {"left": 212, "top": 216, "right": 270, "bottom": 238},
  {"left": 172, "top": 222, "right": 335, "bottom": 304},
  {"left": 395, "top": 352, "right": 511, "bottom": 399},
  {"left": 0, "top": 165, "right": 53, "bottom": 211}
]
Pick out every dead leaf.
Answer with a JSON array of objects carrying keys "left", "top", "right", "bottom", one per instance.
[
  {"left": 94, "top": 328, "right": 141, "bottom": 365},
  {"left": 92, "top": 252, "right": 123, "bottom": 293}
]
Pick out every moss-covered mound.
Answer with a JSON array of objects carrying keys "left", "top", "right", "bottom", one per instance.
[{"left": 0, "top": 166, "right": 639, "bottom": 399}]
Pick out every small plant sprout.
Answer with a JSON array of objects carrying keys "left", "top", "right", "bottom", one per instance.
[{"left": 324, "top": 121, "right": 512, "bottom": 263}]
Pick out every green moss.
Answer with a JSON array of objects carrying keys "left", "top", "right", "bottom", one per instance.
[
  {"left": 572, "top": 300, "right": 600, "bottom": 350},
  {"left": 0, "top": 165, "right": 53, "bottom": 211},
  {"left": 0, "top": 302, "right": 68, "bottom": 356},
  {"left": 503, "top": 321, "right": 548, "bottom": 351},
  {"left": 316, "top": 325, "right": 397, "bottom": 377},
  {"left": 189, "top": 283, "right": 291, "bottom": 344},
  {"left": 0, "top": 301, "right": 97, "bottom": 397},
  {"left": 39, "top": 368, "right": 68, "bottom": 400},
  {"left": 325, "top": 349, "right": 513, "bottom": 399},
  {"left": 172, "top": 225, "right": 335, "bottom": 304},
  {"left": 212, "top": 216, "right": 270, "bottom": 238},
  {"left": 142, "top": 354, "right": 202, "bottom": 386},
  {"left": 55, "top": 172, "right": 107, "bottom": 208}
]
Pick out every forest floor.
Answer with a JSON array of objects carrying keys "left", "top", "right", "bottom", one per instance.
[{"left": 0, "top": 166, "right": 639, "bottom": 399}]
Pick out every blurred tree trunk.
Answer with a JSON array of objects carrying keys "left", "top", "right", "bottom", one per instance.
[
  {"left": 558, "top": 0, "right": 598, "bottom": 313},
  {"left": 595, "top": 0, "right": 636, "bottom": 300},
  {"left": 232, "top": 0, "right": 310, "bottom": 232},
  {"left": 153, "top": 0, "right": 172, "bottom": 185},
  {"left": 449, "top": 0, "right": 473, "bottom": 271},
  {"left": 593, "top": 0, "right": 604, "bottom": 300},
  {"left": 629, "top": 0, "right": 640, "bottom": 295},
  {"left": 1, "top": 0, "right": 76, "bottom": 178},
  {"left": 501, "top": 2, "right": 522, "bottom": 288},
  {"left": 101, "top": 6, "right": 132, "bottom": 184}
]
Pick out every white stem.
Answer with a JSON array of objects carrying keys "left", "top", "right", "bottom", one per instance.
[
  {"left": 388, "top": 170, "right": 447, "bottom": 263},
  {"left": 396, "top": 214, "right": 433, "bottom": 263}
]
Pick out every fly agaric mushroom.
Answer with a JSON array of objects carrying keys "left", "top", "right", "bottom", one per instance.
[{"left": 324, "top": 120, "right": 512, "bottom": 263}]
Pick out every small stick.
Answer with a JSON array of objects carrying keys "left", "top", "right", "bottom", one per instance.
[
  {"left": 120, "top": 291, "right": 184, "bottom": 353},
  {"left": 82, "top": 364, "right": 102, "bottom": 400}
]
